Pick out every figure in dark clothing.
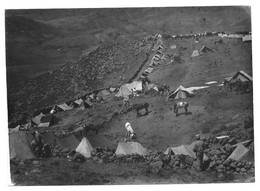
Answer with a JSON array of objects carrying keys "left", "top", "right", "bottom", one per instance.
[
  {"left": 193, "top": 134, "right": 205, "bottom": 171},
  {"left": 31, "top": 131, "right": 44, "bottom": 157}
]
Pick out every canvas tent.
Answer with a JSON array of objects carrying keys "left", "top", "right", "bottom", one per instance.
[
  {"left": 225, "top": 143, "right": 254, "bottom": 162},
  {"left": 9, "top": 131, "right": 35, "bottom": 160},
  {"left": 76, "top": 100, "right": 92, "bottom": 110},
  {"left": 74, "top": 99, "right": 84, "bottom": 107},
  {"left": 115, "top": 84, "right": 132, "bottom": 97},
  {"left": 31, "top": 113, "right": 45, "bottom": 125},
  {"left": 38, "top": 114, "right": 54, "bottom": 127},
  {"left": 144, "top": 67, "right": 154, "bottom": 74},
  {"left": 115, "top": 81, "right": 143, "bottom": 97},
  {"left": 75, "top": 137, "right": 93, "bottom": 158},
  {"left": 242, "top": 35, "right": 252, "bottom": 42},
  {"left": 229, "top": 70, "right": 252, "bottom": 83},
  {"left": 97, "top": 89, "right": 111, "bottom": 100},
  {"left": 199, "top": 46, "right": 213, "bottom": 54},
  {"left": 164, "top": 143, "right": 208, "bottom": 160},
  {"left": 191, "top": 50, "right": 200, "bottom": 57},
  {"left": 57, "top": 103, "right": 73, "bottom": 111},
  {"left": 169, "top": 85, "right": 193, "bottom": 99},
  {"left": 115, "top": 142, "right": 148, "bottom": 156}
]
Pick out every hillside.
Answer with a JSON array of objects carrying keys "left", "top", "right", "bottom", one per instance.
[
  {"left": 6, "top": 7, "right": 251, "bottom": 82},
  {"left": 6, "top": 7, "right": 254, "bottom": 185}
]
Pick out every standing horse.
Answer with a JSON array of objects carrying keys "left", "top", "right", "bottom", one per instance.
[
  {"left": 173, "top": 101, "right": 189, "bottom": 117},
  {"left": 132, "top": 102, "right": 149, "bottom": 117}
]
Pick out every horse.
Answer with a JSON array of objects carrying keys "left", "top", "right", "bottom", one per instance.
[
  {"left": 173, "top": 101, "right": 189, "bottom": 117},
  {"left": 157, "top": 84, "right": 170, "bottom": 95},
  {"left": 132, "top": 102, "right": 149, "bottom": 117}
]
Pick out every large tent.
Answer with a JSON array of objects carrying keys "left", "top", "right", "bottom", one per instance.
[
  {"left": 76, "top": 137, "right": 93, "bottom": 158},
  {"left": 164, "top": 143, "right": 208, "bottom": 160},
  {"left": 225, "top": 143, "right": 254, "bottom": 162},
  {"left": 9, "top": 131, "right": 36, "bottom": 160},
  {"left": 229, "top": 70, "right": 252, "bottom": 83},
  {"left": 169, "top": 85, "right": 193, "bottom": 99},
  {"left": 115, "top": 81, "right": 143, "bottom": 97},
  {"left": 115, "top": 142, "right": 148, "bottom": 156}
]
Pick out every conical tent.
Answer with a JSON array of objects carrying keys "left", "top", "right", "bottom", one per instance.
[
  {"left": 115, "top": 142, "right": 148, "bottom": 156},
  {"left": 38, "top": 114, "right": 54, "bottom": 127},
  {"left": 115, "top": 84, "right": 132, "bottom": 97},
  {"left": 229, "top": 70, "right": 252, "bottom": 83},
  {"left": 76, "top": 137, "right": 93, "bottom": 158},
  {"left": 31, "top": 112, "right": 45, "bottom": 125},
  {"left": 191, "top": 50, "right": 200, "bottom": 57},
  {"left": 199, "top": 45, "right": 213, "bottom": 54},
  {"left": 169, "top": 85, "right": 193, "bottom": 99},
  {"left": 78, "top": 100, "right": 92, "bottom": 110},
  {"left": 9, "top": 131, "right": 35, "bottom": 160},
  {"left": 225, "top": 143, "right": 253, "bottom": 162}
]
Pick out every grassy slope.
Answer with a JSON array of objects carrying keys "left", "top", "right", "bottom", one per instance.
[{"left": 6, "top": 7, "right": 251, "bottom": 82}]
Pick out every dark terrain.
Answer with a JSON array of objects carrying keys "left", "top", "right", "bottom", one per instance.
[{"left": 6, "top": 7, "right": 254, "bottom": 185}]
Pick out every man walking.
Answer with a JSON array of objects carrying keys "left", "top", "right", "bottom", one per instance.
[{"left": 193, "top": 134, "right": 205, "bottom": 171}]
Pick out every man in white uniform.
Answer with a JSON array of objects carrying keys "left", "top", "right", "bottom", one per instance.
[{"left": 125, "top": 122, "right": 134, "bottom": 140}]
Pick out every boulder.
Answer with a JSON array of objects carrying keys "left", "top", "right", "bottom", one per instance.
[
  {"left": 62, "top": 148, "right": 70, "bottom": 153},
  {"left": 184, "top": 156, "right": 194, "bottom": 166},
  {"left": 101, "top": 155, "right": 109, "bottom": 163},
  {"left": 150, "top": 161, "right": 163, "bottom": 169},
  {"left": 230, "top": 162, "right": 237, "bottom": 169},
  {"left": 93, "top": 156, "right": 99, "bottom": 161},
  {"left": 97, "top": 159, "right": 104, "bottom": 164},
  {"left": 32, "top": 160, "right": 40, "bottom": 165},
  {"left": 240, "top": 168, "right": 247, "bottom": 173},
  {"left": 106, "top": 151, "right": 113, "bottom": 157},
  {"left": 232, "top": 114, "right": 240, "bottom": 120},
  {"left": 180, "top": 163, "right": 186, "bottom": 169},
  {"left": 174, "top": 160, "right": 180, "bottom": 167}
]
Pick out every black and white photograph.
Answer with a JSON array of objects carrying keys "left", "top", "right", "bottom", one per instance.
[{"left": 2, "top": 1, "right": 258, "bottom": 187}]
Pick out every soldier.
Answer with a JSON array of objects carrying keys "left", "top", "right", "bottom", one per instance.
[
  {"left": 192, "top": 134, "right": 205, "bottom": 171},
  {"left": 125, "top": 122, "right": 135, "bottom": 141},
  {"left": 31, "top": 131, "right": 44, "bottom": 157}
]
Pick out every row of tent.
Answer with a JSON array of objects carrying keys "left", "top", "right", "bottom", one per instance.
[
  {"left": 26, "top": 89, "right": 115, "bottom": 128},
  {"left": 9, "top": 130, "right": 148, "bottom": 160},
  {"left": 9, "top": 130, "right": 253, "bottom": 163}
]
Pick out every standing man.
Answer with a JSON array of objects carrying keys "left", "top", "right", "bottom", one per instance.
[
  {"left": 31, "top": 131, "right": 44, "bottom": 157},
  {"left": 192, "top": 134, "right": 205, "bottom": 171},
  {"left": 125, "top": 122, "right": 135, "bottom": 141}
]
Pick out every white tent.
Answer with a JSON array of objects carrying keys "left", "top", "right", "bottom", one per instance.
[
  {"left": 115, "top": 81, "right": 143, "bottom": 97},
  {"left": 169, "top": 85, "right": 193, "bottom": 99},
  {"left": 242, "top": 35, "right": 252, "bottom": 42},
  {"left": 76, "top": 137, "right": 93, "bottom": 158},
  {"left": 191, "top": 50, "right": 200, "bottom": 57},
  {"left": 115, "top": 142, "right": 148, "bottom": 156}
]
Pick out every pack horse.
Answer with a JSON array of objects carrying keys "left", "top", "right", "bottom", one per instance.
[{"left": 173, "top": 101, "right": 189, "bottom": 117}]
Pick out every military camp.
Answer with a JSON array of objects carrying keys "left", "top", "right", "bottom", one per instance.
[{"left": 5, "top": 6, "right": 254, "bottom": 185}]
